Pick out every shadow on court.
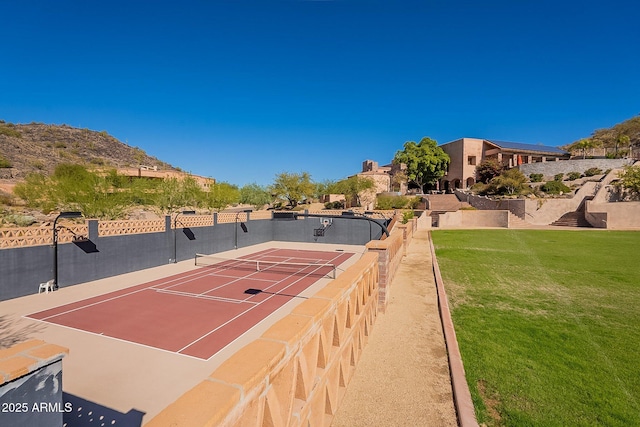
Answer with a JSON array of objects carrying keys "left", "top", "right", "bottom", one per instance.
[
  {"left": 63, "top": 393, "right": 145, "bottom": 427},
  {"left": 244, "top": 288, "right": 308, "bottom": 299}
]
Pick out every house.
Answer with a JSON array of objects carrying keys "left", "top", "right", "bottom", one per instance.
[
  {"left": 115, "top": 167, "right": 215, "bottom": 190},
  {"left": 438, "top": 138, "right": 570, "bottom": 191},
  {"left": 357, "top": 160, "right": 407, "bottom": 194}
]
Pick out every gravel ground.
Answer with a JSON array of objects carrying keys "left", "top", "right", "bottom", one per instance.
[{"left": 332, "top": 229, "right": 458, "bottom": 427}]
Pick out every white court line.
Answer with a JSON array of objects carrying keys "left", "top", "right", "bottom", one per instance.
[
  {"left": 153, "top": 288, "right": 258, "bottom": 304},
  {"left": 25, "top": 317, "right": 208, "bottom": 361},
  {"left": 178, "top": 261, "right": 336, "bottom": 354}
]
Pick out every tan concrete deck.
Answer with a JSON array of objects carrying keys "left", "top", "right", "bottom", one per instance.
[{"left": 0, "top": 241, "right": 365, "bottom": 424}]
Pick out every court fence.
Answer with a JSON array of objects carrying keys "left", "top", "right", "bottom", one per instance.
[{"left": 0, "top": 210, "right": 397, "bottom": 249}]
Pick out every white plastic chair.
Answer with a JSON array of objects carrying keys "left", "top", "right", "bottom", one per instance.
[{"left": 39, "top": 279, "right": 55, "bottom": 294}]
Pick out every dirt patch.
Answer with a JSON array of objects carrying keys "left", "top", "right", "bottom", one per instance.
[{"left": 477, "top": 379, "right": 502, "bottom": 426}]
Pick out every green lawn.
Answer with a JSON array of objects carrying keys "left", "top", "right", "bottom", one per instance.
[{"left": 432, "top": 230, "right": 640, "bottom": 427}]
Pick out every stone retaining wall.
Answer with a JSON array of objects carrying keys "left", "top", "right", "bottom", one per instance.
[
  {"left": 438, "top": 210, "right": 509, "bottom": 228},
  {"left": 518, "top": 158, "right": 632, "bottom": 180}
]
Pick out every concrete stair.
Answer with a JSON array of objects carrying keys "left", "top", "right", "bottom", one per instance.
[
  {"left": 426, "top": 194, "right": 467, "bottom": 211},
  {"left": 426, "top": 194, "right": 471, "bottom": 227},
  {"left": 551, "top": 211, "right": 593, "bottom": 228},
  {"left": 507, "top": 212, "right": 533, "bottom": 228}
]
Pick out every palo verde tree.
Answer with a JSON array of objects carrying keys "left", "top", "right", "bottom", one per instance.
[
  {"left": 239, "top": 183, "right": 271, "bottom": 210},
  {"left": 14, "top": 164, "right": 131, "bottom": 218},
  {"left": 155, "top": 175, "right": 208, "bottom": 213},
  {"left": 270, "top": 172, "right": 315, "bottom": 208},
  {"left": 333, "top": 175, "right": 375, "bottom": 207},
  {"left": 488, "top": 168, "right": 529, "bottom": 195},
  {"left": 204, "top": 182, "right": 241, "bottom": 212},
  {"left": 392, "top": 137, "right": 449, "bottom": 192}
]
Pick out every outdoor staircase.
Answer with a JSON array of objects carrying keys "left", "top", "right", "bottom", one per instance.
[
  {"left": 550, "top": 211, "right": 593, "bottom": 228},
  {"left": 426, "top": 194, "right": 471, "bottom": 227},
  {"left": 550, "top": 196, "right": 594, "bottom": 228},
  {"left": 508, "top": 212, "right": 533, "bottom": 228}
]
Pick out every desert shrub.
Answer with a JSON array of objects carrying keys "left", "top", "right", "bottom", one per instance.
[
  {"left": 554, "top": 173, "right": 565, "bottom": 181},
  {"left": 540, "top": 180, "right": 571, "bottom": 195},
  {"left": 0, "top": 191, "right": 14, "bottom": 205},
  {"left": 375, "top": 194, "right": 409, "bottom": 210},
  {"left": 408, "top": 196, "right": 422, "bottom": 209},
  {"left": 4, "top": 214, "right": 37, "bottom": 227},
  {"left": 0, "top": 123, "right": 21, "bottom": 138},
  {"left": 530, "top": 173, "right": 544, "bottom": 182},
  {"left": 584, "top": 167, "right": 602, "bottom": 177},
  {"left": 402, "top": 210, "right": 414, "bottom": 224},
  {"left": 324, "top": 200, "right": 344, "bottom": 209},
  {"left": 470, "top": 182, "right": 488, "bottom": 194},
  {"left": 0, "top": 155, "right": 12, "bottom": 168},
  {"left": 567, "top": 172, "right": 581, "bottom": 181}
]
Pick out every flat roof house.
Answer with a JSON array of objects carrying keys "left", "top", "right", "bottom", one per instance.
[{"left": 438, "top": 138, "right": 570, "bottom": 191}]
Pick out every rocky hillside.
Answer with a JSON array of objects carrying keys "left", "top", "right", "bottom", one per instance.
[{"left": 0, "top": 120, "right": 175, "bottom": 181}]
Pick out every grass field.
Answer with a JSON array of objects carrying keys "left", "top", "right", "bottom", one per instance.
[{"left": 432, "top": 229, "right": 640, "bottom": 427}]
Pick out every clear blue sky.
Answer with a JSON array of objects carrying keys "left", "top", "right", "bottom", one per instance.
[{"left": 1, "top": 0, "right": 639, "bottom": 186}]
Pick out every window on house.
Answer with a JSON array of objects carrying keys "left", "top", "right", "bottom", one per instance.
[{"left": 467, "top": 156, "right": 476, "bottom": 166}]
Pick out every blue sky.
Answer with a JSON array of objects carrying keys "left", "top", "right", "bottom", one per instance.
[{"left": 1, "top": 0, "right": 639, "bottom": 186}]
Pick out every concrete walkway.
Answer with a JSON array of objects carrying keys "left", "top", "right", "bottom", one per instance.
[{"left": 332, "top": 229, "right": 458, "bottom": 427}]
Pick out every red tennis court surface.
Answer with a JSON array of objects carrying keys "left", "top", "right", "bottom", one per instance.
[{"left": 27, "top": 248, "right": 354, "bottom": 360}]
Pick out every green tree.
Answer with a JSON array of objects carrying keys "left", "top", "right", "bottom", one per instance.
[
  {"left": 180, "top": 176, "right": 206, "bottom": 208},
  {"left": 314, "top": 180, "right": 337, "bottom": 199},
  {"left": 489, "top": 168, "right": 528, "bottom": 195},
  {"left": 333, "top": 176, "right": 375, "bottom": 207},
  {"left": 239, "top": 183, "right": 271, "bottom": 210},
  {"left": 51, "top": 164, "right": 128, "bottom": 218},
  {"left": 476, "top": 159, "right": 503, "bottom": 184},
  {"left": 156, "top": 177, "right": 185, "bottom": 213},
  {"left": 617, "top": 165, "right": 640, "bottom": 199},
  {"left": 270, "top": 172, "right": 315, "bottom": 208},
  {"left": 615, "top": 134, "right": 630, "bottom": 158},
  {"left": 392, "top": 137, "right": 449, "bottom": 192},
  {"left": 13, "top": 173, "right": 57, "bottom": 213},
  {"left": 205, "top": 182, "right": 240, "bottom": 212}
]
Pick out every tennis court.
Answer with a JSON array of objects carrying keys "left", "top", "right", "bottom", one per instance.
[{"left": 27, "top": 247, "right": 354, "bottom": 360}]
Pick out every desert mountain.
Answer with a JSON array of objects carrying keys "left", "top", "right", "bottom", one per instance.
[{"left": 0, "top": 120, "right": 175, "bottom": 182}]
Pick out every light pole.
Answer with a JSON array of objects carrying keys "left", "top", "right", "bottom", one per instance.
[
  {"left": 234, "top": 209, "right": 252, "bottom": 249},
  {"left": 173, "top": 210, "right": 196, "bottom": 263},
  {"left": 53, "top": 211, "right": 83, "bottom": 289}
]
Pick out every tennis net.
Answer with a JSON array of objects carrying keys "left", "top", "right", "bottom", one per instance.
[{"left": 194, "top": 254, "right": 337, "bottom": 279}]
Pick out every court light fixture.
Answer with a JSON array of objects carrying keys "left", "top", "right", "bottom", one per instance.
[
  {"left": 173, "top": 210, "right": 197, "bottom": 263},
  {"left": 234, "top": 209, "right": 253, "bottom": 249}
]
